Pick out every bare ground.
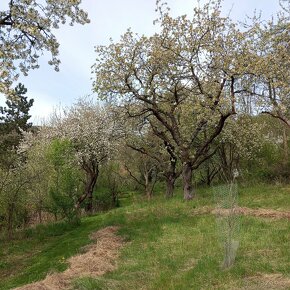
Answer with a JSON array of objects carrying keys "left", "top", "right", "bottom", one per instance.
[{"left": 14, "top": 226, "right": 125, "bottom": 290}]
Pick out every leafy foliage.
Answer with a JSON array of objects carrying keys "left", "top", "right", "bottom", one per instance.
[
  {"left": 0, "top": 83, "right": 34, "bottom": 168},
  {"left": 241, "top": 4, "right": 290, "bottom": 127},
  {"left": 93, "top": 0, "right": 262, "bottom": 199},
  {"left": 0, "top": 0, "right": 89, "bottom": 93},
  {"left": 47, "top": 139, "right": 82, "bottom": 224}
]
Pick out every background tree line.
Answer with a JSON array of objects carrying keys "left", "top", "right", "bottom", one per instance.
[{"left": 0, "top": 0, "right": 289, "bottom": 239}]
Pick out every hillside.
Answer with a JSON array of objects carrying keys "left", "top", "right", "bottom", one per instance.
[{"left": 0, "top": 184, "right": 289, "bottom": 290}]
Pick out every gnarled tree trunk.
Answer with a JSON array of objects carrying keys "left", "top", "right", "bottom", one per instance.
[
  {"left": 182, "top": 162, "right": 194, "bottom": 200},
  {"left": 77, "top": 161, "right": 99, "bottom": 214},
  {"left": 144, "top": 169, "right": 156, "bottom": 200},
  {"left": 165, "top": 174, "right": 175, "bottom": 198},
  {"left": 85, "top": 172, "right": 98, "bottom": 213}
]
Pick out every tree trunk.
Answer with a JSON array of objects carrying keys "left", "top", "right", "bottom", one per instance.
[
  {"left": 111, "top": 190, "right": 118, "bottom": 207},
  {"left": 144, "top": 173, "right": 153, "bottom": 200},
  {"left": 164, "top": 152, "right": 179, "bottom": 198},
  {"left": 182, "top": 162, "right": 194, "bottom": 200},
  {"left": 206, "top": 166, "right": 211, "bottom": 186},
  {"left": 7, "top": 204, "right": 14, "bottom": 240},
  {"left": 77, "top": 169, "right": 98, "bottom": 213},
  {"left": 144, "top": 166, "right": 158, "bottom": 200},
  {"left": 85, "top": 172, "right": 98, "bottom": 213},
  {"left": 145, "top": 188, "right": 153, "bottom": 200},
  {"left": 165, "top": 174, "right": 175, "bottom": 198},
  {"left": 283, "top": 126, "right": 288, "bottom": 164},
  {"left": 205, "top": 164, "right": 221, "bottom": 186},
  {"left": 38, "top": 200, "right": 43, "bottom": 223}
]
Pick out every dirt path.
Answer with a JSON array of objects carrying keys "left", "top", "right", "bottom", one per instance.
[{"left": 14, "top": 226, "right": 125, "bottom": 290}]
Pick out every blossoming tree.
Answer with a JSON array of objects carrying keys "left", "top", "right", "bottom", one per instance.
[
  {"left": 0, "top": 0, "right": 89, "bottom": 93},
  {"left": 52, "top": 99, "right": 120, "bottom": 212},
  {"left": 93, "top": 0, "right": 252, "bottom": 199}
]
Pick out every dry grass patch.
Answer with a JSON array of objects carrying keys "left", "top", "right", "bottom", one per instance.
[
  {"left": 14, "top": 226, "right": 125, "bottom": 290},
  {"left": 237, "top": 207, "right": 290, "bottom": 219},
  {"left": 191, "top": 206, "right": 213, "bottom": 216},
  {"left": 240, "top": 273, "right": 290, "bottom": 290},
  {"left": 210, "top": 207, "right": 290, "bottom": 220}
]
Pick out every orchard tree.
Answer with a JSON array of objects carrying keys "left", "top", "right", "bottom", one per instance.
[
  {"left": 216, "top": 115, "right": 265, "bottom": 181},
  {"left": 93, "top": 0, "right": 252, "bottom": 199},
  {"left": 124, "top": 147, "right": 159, "bottom": 199},
  {"left": 125, "top": 117, "right": 180, "bottom": 198},
  {"left": 195, "top": 115, "right": 267, "bottom": 184},
  {"left": 97, "top": 161, "right": 125, "bottom": 208},
  {"left": 49, "top": 99, "right": 119, "bottom": 212},
  {"left": 242, "top": 3, "right": 290, "bottom": 127},
  {"left": 0, "top": 0, "right": 89, "bottom": 94}
]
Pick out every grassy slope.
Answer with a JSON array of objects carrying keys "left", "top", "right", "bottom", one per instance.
[{"left": 0, "top": 183, "right": 289, "bottom": 290}]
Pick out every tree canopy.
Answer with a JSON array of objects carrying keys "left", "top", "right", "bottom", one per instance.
[
  {"left": 0, "top": 0, "right": 89, "bottom": 94},
  {"left": 0, "top": 83, "right": 34, "bottom": 168},
  {"left": 0, "top": 0, "right": 289, "bottom": 241},
  {"left": 93, "top": 0, "right": 255, "bottom": 199},
  {"left": 247, "top": 8, "right": 290, "bottom": 127}
]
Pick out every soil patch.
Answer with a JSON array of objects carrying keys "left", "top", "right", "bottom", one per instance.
[{"left": 14, "top": 226, "right": 124, "bottom": 290}]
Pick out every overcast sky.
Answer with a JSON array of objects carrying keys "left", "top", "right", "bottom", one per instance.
[{"left": 0, "top": 0, "right": 282, "bottom": 124}]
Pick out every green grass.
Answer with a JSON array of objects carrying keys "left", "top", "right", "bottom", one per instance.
[
  {"left": 0, "top": 183, "right": 289, "bottom": 289},
  {"left": 0, "top": 215, "right": 122, "bottom": 289},
  {"left": 239, "top": 183, "right": 290, "bottom": 210}
]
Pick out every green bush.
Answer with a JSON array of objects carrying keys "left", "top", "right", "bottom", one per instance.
[{"left": 46, "top": 139, "right": 83, "bottom": 224}]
